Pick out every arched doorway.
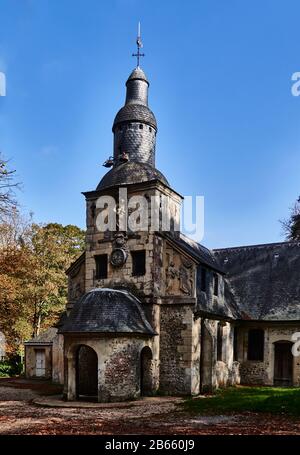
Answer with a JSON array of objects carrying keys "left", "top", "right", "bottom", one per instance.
[
  {"left": 76, "top": 345, "right": 98, "bottom": 400},
  {"left": 274, "top": 341, "right": 293, "bottom": 386},
  {"left": 140, "top": 346, "right": 153, "bottom": 396}
]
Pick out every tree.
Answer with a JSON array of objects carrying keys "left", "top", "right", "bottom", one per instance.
[
  {"left": 0, "top": 154, "right": 19, "bottom": 219},
  {"left": 0, "top": 216, "right": 85, "bottom": 352},
  {"left": 27, "top": 223, "right": 85, "bottom": 337},
  {"left": 281, "top": 197, "right": 300, "bottom": 241},
  {"left": 0, "top": 210, "right": 34, "bottom": 353}
]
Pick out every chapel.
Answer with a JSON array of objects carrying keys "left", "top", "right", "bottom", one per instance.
[{"left": 25, "top": 36, "right": 300, "bottom": 401}]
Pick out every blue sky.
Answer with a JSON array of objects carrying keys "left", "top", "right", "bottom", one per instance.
[{"left": 0, "top": 0, "right": 299, "bottom": 248}]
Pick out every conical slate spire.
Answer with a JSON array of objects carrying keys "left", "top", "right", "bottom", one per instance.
[
  {"left": 125, "top": 67, "right": 149, "bottom": 105},
  {"left": 96, "top": 31, "right": 169, "bottom": 191},
  {"left": 112, "top": 66, "right": 157, "bottom": 167},
  {"left": 97, "top": 65, "right": 169, "bottom": 191}
]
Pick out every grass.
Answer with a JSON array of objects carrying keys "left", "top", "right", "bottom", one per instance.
[{"left": 184, "top": 386, "right": 300, "bottom": 416}]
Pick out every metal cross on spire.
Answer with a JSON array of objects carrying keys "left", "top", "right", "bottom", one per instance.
[{"left": 132, "top": 22, "right": 145, "bottom": 68}]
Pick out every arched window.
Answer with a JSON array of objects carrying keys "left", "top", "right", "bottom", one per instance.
[{"left": 248, "top": 329, "right": 264, "bottom": 361}]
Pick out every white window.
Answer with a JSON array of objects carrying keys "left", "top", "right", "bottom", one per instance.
[{"left": 35, "top": 350, "right": 46, "bottom": 377}]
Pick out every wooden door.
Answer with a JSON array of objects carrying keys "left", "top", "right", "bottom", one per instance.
[
  {"left": 274, "top": 342, "right": 293, "bottom": 386},
  {"left": 76, "top": 345, "right": 98, "bottom": 400}
]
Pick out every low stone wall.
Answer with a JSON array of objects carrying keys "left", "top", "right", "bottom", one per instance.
[{"left": 240, "top": 361, "right": 268, "bottom": 385}]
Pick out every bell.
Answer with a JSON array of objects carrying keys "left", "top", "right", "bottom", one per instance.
[{"left": 103, "top": 157, "right": 114, "bottom": 168}]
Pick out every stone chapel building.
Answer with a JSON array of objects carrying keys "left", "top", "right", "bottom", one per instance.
[{"left": 25, "top": 58, "right": 300, "bottom": 402}]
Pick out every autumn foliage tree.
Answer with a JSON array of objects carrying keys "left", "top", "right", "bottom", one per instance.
[
  {"left": 0, "top": 212, "right": 85, "bottom": 354},
  {"left": 0, "top": 210, "right": 34, "bottom": 353},
  {"left": 27, "top": 222, "right": 85, "bottom": 337},
  {"left": 0, "top": 155, "right": 85, "bottom": 355}
]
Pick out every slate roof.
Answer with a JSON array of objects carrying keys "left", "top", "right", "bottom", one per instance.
[
  {"left": 113, "top": 103, "right": 157, "bottom": 131},
  {"left": 25, "top": 327, "right": 58, "bottom": 345},
  {"left": 214, "top": 241, "right": 300, "bottom": 321},
  {"left": 59, "top": 288, "right": 156, "bottom": 335},
  {"left": 165, "top": 233, "right": 225, "bottom": 273},
  {"left": 127, "top": 67, "right": 149, "bottom": 84},
  {"left": 97, "top": 161, "right": 169, "bottom": 190}
]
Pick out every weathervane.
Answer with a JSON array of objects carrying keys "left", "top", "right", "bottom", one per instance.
[{"left": 132, "top": 22, "right": 144, "bottom": 68}]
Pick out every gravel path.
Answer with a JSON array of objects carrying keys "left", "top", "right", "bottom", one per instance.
[{"left": 1, "top": 380, "right": 300, "bottom": 435}]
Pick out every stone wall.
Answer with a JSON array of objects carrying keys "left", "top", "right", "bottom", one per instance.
[
  {"left": 83, "top": 183, "right": 181, "bottom": 298},
  {"left": 159, "top": 300, "right": 200, "bottom": 395},
  {"left": 64, "top": 335, "right": 158, "bottom": 402},
  {"left": 240, "top": 361, "right": 267, "bottom": 385}
]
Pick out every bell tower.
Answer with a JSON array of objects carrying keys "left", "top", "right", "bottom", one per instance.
[
  {"left": 64, "top": 26, "right": 201, "bottom": 402},
  {"left": 83, "top": 25, "right": 183, "bottom": 297},
  {"left": 98, "top": 24, "right": 170, "bottom": 191}
]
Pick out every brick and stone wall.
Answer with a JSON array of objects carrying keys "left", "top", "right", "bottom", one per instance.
[
  {"left": 159, "top": 300, "right": 200, "bottom": 395},
  {"left": 64, "top": 336, "right": 158, "bottom": 402},
  {"left": 240, "top": 361, "right": 267, "bottom": 385}
]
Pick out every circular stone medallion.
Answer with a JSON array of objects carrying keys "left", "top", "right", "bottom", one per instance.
[{"left": 110, "top": 248, "right": 127, "bottom": 267}]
